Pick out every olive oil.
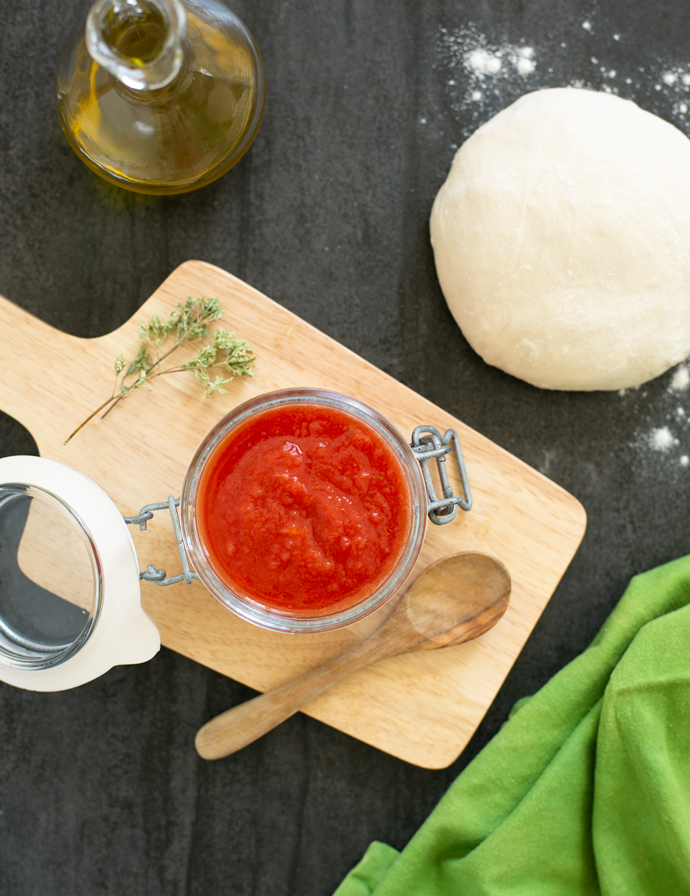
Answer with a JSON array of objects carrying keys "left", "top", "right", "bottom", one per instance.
[
  {"left": 103, "top": 4, "right": 168, "bottom": 64},
  {"left": 56, "top": 0, "right": 265, "bottom": 194}
]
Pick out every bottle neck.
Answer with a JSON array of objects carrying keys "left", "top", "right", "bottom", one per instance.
[{"left": 86, "top": 0, "right": 187, "bottom": 91}]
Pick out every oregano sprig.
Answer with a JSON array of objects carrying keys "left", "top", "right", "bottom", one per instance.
[{"left": 65, "top": 296, "right": 255, "bottom": 443}]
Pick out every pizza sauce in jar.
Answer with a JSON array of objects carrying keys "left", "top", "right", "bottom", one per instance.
[{"left": 194, "top": 400, "right": 413, "bottom": 619}]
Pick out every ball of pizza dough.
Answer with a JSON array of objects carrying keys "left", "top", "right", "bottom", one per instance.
[{"left": 430, "top": 87, "right": 690, "bottom": 390}]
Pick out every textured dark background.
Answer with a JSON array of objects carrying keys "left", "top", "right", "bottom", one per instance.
[{"left": 2, "top": 0, "right": 690, "bottom": 893}]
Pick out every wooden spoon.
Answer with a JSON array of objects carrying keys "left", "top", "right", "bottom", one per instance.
[{"left": 195, "top": 551, "right": 511, "bottom": 760}]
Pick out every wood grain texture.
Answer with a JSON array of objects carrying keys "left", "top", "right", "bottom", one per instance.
[
  {"left": 0, "top": 260, "right": 586, "bottom": 767},
  {"left": 195, "top": 552, "right": 511, "bottom": 760}
]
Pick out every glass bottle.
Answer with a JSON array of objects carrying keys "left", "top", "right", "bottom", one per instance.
[{"left": 56, "top": 0, "right": 266, "bottom": 195}]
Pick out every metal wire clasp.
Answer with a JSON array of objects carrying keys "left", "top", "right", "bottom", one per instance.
[
  {"left": 410, "top": 426, "right": 472, "bottom": 525},
  {"left": 124, "top": 496, "right": 199, "bottom": 587}
]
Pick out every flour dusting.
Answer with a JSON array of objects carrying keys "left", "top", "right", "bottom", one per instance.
[
  {"left": 437, "top": 17, "right": 690, "bottom": 130},
  {"left": 670, "top": 365, "right": 690, "bottom": 392},
  {"left": 437, "top": 25, "right": 538, "bottom": 125},
  {"left": 467, "top": 48, "right": 502, "bottom": 75},
  {"left": 649, "top": 426, "right": 678, "bottom": 451}
]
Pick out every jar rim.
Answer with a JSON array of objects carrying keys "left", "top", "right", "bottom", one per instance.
[
  {"left": 0, "top": 483, "right": 102, "bottom": 670},
  {"left": 180, "top": 388, "right": 428, "bottom": 633}
]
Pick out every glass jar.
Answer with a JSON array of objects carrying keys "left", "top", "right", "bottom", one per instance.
[
  {"left": 180, "top": 389, "right": 430, "bottom": 634},
  {"left": 55, "top": 0, "right": 266, "bottom": 194}
]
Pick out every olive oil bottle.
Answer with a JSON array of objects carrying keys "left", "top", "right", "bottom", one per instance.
[{"left": 56, "top": 0, "right": 266, "bottom": 194}]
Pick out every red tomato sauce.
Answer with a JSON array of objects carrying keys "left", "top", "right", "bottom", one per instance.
[{"left": 196, "top": 402, "right": 412, "bottom": 616}]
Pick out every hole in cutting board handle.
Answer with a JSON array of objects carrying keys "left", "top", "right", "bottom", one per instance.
[{"left": 0, "top": 411, "right": 39, "bottom": 458}]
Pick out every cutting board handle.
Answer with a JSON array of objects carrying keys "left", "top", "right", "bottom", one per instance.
[{"left": 0, "top": 293, "right": 80, "bottom": 437}]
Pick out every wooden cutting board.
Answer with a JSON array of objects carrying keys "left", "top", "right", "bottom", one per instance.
[{"left": 0, "top": 260, "right": 586, "bottom": 768}]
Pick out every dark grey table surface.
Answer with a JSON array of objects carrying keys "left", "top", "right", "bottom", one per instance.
[{"left": 2, "top": 1, "right": 690, "bottom": 893}]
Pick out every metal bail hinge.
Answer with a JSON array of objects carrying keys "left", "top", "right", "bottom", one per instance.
[
  {"left": 124, "top": 496, "right": 200, "bottom": 587},
  {"left": 410, "top": 426, "right": 472, "bottom": 525}
]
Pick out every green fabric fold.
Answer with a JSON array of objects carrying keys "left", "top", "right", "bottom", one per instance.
[{"left": 333, "top": 555, "right": 690, "bottom": 896}]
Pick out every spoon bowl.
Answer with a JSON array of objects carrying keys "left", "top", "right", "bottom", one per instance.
[{"left": 195, "top": 551, "right": 511, "bottom": 760}]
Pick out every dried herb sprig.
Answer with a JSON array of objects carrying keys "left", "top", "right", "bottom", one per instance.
[{"left": 65, "top": 296, "right": 255, "bottom": 443}]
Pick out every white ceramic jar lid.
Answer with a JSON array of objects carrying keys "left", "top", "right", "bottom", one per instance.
[{"left": 0, "top": 456, "right": 160, "bottom": 691}]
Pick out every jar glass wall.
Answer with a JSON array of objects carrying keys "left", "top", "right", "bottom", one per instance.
[{"left": 180, "top": 389, "right": 429, "bottom": 633}]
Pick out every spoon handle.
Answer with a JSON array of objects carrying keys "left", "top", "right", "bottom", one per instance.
[{"left": 195, "top": 633, "right": 396, "bottom": 760}]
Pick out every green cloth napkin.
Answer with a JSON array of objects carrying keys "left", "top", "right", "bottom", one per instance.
[{"left": 333, "top": 554, "right": 690, "bottom": 896}]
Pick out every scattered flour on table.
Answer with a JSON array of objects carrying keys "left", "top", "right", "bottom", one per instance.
[
  {"left": 437, "top": 25, "right": 539, "bottom": 126},
  {"left": 670, "top": 364, "right": 690, "bottom": 392},
  {"left": 463, "top": 43, "right": 536, "bottom": 79},
  {"left": 437, "top": 17, "right": 690, "bottom": 129},
  {"left": 627, "top": 365, "right": 690, "bottom": 466},
  {"left": 649, "top": 426, "right": 678, "bottom": 451}
]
